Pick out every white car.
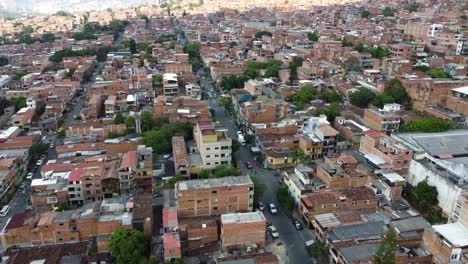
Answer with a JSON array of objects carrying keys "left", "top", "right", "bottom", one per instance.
[
  {"left": 268, "top": 225, "right": 279, "bottom": 239},
  {"left": 26, "top": 173, "right": 33, "bottom": 180},
  {"left": 269, "top": 203, "right": 278, "bottom": 215},
  {"left": 36, "top": 160, "right": 43, "bottom": 166}
]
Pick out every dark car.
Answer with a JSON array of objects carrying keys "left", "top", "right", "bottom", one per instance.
[
  {"left": 293, "top": 219, "right": 303, "bottom": 230},
  {"left": 246, "top": 161, "right": 253, "bottom": 169},
  {"left": 257, "top": 202, "right": 265, "bottom": 211}
]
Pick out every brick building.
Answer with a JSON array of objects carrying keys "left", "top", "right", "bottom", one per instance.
[
  {"left": 175, "top": 176, "right": 254, "bottom": 218},
  {"left": 359, "top": 130, "right": 413, "bottom": 176},
  {"left": 221, "top": 212, "right": 266, "bottom": 251},
  {"left": 363, "top": 104, "right": 401, "bottom": 133},
  {"left": 300, "top": 186, "right": 378, "bottom": 224}
]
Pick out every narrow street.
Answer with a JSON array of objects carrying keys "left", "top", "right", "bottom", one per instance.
[{"left": 199, "top": 71, "right": 315, "bottom": 264}]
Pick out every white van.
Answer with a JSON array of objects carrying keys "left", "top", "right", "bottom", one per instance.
[{"left": 0, "top": 205, "right": 11, "bottom": 217}]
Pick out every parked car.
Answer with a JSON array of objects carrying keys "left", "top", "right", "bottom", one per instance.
[
  {"left": 278, "top": 178, "right": 284, "bottom": 185},
  {"left": 269, "top": 203, "right": 278, "bottom": 214},
  {"left": 36, "top": 160, "right": 43, "bottom": 166},
  {"left": 266, "top": 221, "right": 272, "bottom": 227},
  {"left": 26, "top": 173, "right": 33, "bottom": 180},
  {"left": 246, "top": 161, "right": 253, "bottom": 169},
  {"left": 257, "top": 202, "right": 265, "bottom": 211},
  {"left": 293, "top": 219, "right": 303, "bottom": 230},
  {"left": 268, "top": 225, "right": 279, "bottom": 239},
  {"left": 40, "top": 154, "right": 46, "bottom": 160}
]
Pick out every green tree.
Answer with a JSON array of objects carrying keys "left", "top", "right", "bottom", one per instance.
[
  {"left": 114, "top": 112, "right": 124, "bottom": 124},
  {"left": 374, "top": 228, "right": 397, "bottom": 264},
  {"left": 35, "top": 101, "right": 47, "bottom": 116},
  {"left": 291, "top": 84, "right": 317, "bottom": 107},
  {"left": 140, "top": 111, "right": 156, "bottom": 132},
  {"left": 384, "top": 78, "right": 410, "bottom": 106},
  {"left": 0, "top": 98, "right": 10, "bottom": 115},
  {"left": 11, "top": 72, "right": 29, "bottom": 81},
  {"left": 213, "top": 165, "right": 240, "bottom": 178},
  {"left": 349, "top": 88, "right": 376, "bottom": 108},
  {"left": 96, "top": 46, "right": 111, "bottom": 62},
  {"left": 56, "top": 203, "right": 70, "bottom": 212},
  {"left": 220, "top": 75, "right": 248, "bottom": 91},
  {"left": 362, "top": 10, "right": 371, "bottom": 18},
  {"left": 10, "top": 96, "right": 27, "bottom": 111},
  {"left": 109, "top": 229, "right": 148, "bottom": 264},
  {"left": 129, "top": 38, "right": 137, "bottom": 54},
  {"left": 341, "top": 39, "right": 353, "bottom": 47},
  {"left": 0, "top": 56, "right": 8, "bottom": 66},
  {"left": 307, "top": 32, "right": 320, "bottom": 42},
  {"left": 41, "top": 33, "right": 56, "bottom": 43},
  {"left": 382, "top": 7, "right": 395, "bottom": 16},
  {"left": 289, "top": 148, "right": 306, "bottom": 165},
  {"left": 406, "top": 4, "right": 418, "bottom": 12},
  {"left": 413, "top": 180, "right": 439, "bottom": 212},
  {"left": 277, "top": 184, "right": 294, "bottom": 212},
  {"left": 30, "top": 143, "right": 49, "bottom": 159},
  {"left": 321, "top": 91, "right": 341, "bottom": 103},
  {"left": 251, "top": 176, "right": 265, "bottom": 206},
  {"left": 309, "top": 240, "right": 328, "bottom": 264},
  {"left": 368, "top": 46, "right": 390, "bottom": 58},
  {"left": 427, "top": 69, "right": 451, "bottom": 78},
  {"left": 371, "top": 94, "right": 395, "bottom": 108},
  {"left": 354, "top": 42, "right": 365, "bottom": 52},
  {"left": 400, "top": 118, "right": 451, "bottom": 133},
  {"left": 255, "top": 31, "right": 272, "bottom": 39},
  {"left": 124, "top": 116, "right": 135, "bottom": 127},
  {"left": 413, "top": 65, "right": 429, "bottom": 72},
  {"left": 219, "top": 97, "right": 233, "bottom": 114}
]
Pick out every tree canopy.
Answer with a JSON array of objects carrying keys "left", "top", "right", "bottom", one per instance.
[
  {"left": 382, "top": 7, "right": 395, "bottom": 16},
  {"left": 277, "top": 184, "right": 295, "bottom": 212},
  {"left": 374, "top": 228, "right": 397, "bottom": 264},
  {"left": 400, "top": 118, "right": 451, "bottom": 133},
  {"left": 142, "top": 121, "right": 193, "bottom": 154},
  {"left": 109, "top": 229, "right": 148, "bottom": 264},
  {"left": 290, "top": 84, "right": 317, "bottom": 110},
  {"left": 309, "top": 240, "right": 328, "bottom": 264},
  {"left": 307, "top": 32, "right": 320, "bottom": 42},
  {"left": 349, "top": 88, "right": 376, "bottom": 108},
  {"left": 255, "top": 31, "right": 272, "bottom": 39},
  {"left": 0, "top": 56, "right": 8, "bottom": 66},
  {"left": 427, "top": 69, "right": 451, "bottom": 79},
  {"left": 114, "top": 112, "right": 124, "bottom": 124}
]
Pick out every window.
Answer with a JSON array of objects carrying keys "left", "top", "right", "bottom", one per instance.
[
  {"left": 213, "top": 207, "right": 218, "bottom": 210},
  {"left": 206, "top": 147, "right": 210, "bottom": 151},
  {"left": 212, "top": 191, "right": 217, "bottom": 194},
  {"left": 206, "top": 155, "right": 210, "bottom": 158},
  {"left": 215, "top": 147, "right": 219, "bottom": 150},
  {"left": 221, "top": 154, "right": 225, "bottom": 157},
  {"left": 215, "top": 155, "right": 219, "bottom": 157}
]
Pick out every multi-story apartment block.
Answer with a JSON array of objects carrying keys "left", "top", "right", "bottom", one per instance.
[
  {"left": 175, "top": 176, "right": 254, "bottom": 218},
  {"left": 299, "top": 133, "right": 323, "bottom": 159},
  {"left": 172, "top": 136, "right": 189, "bottom": 177},
  {"left": 163, "top": 73, "right": 179, "bottom": 96},
  {"left": 363, "top": 104, "right": 401, "bottom": 133},
  {"left": 360, "top": 130, "right": 413, "bottom": 176},
  {"left": 118, "top": 145, "right": 153, "bottom": 194},
  {"left": 193, "top": 121, "right": 232, "bottom": 170}
]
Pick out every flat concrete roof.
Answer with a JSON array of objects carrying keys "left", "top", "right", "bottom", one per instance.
[
  {"left": 433, "top": 222, "right": 468, "bottom": 247},
  {"left": 221, "top": 211, "right": 265, "bottom": 224},
  {"left": 177, "top": 176, "right": 252, "bottom": 191},
  {"left": 393, "top": 130, "right": 468, "bottom": 157}
]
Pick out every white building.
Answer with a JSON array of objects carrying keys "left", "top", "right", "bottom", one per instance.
[
  {"left": 193, "top": 121, "right": 232, "bottom": 170},
  {"left": 163, "top": 73, "right": 178, "bottom": 96}
]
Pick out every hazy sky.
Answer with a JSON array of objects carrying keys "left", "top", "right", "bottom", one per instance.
[{"left": 0, "top": 0, "right": 152, "bottom": 16}]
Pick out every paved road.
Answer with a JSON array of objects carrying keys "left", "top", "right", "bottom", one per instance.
[{"left": 199, "top": 70, "right": 315, "bottom": 264}]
